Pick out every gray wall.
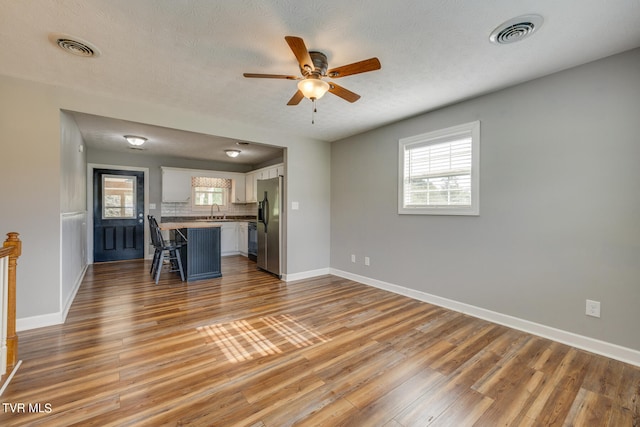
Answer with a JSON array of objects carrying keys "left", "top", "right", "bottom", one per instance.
[
  {"left": 0, "top": 77, "right": 61, "bottom": 319},
  {"left": 331, "top": 48, "right": 640, "bottom": 351}
]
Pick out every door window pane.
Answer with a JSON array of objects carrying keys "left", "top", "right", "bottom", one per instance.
[{"left": 103, "top": 175, "right": 136, "bottom": 219}]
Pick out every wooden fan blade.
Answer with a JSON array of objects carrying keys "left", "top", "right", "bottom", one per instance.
[
  {"left": 327, "top": 57, "right": 381, "bottom": 78},
  {"left": 287, "top": 90, "right": 305, "bottom": 106},
  {"left": 328, "top": 83, "right": 361, "bottom": 103},
  {"left": 285, "top": 36, "right": 314, "bottom": 72},
  {"left": 243, "top": 73, "right": 299, "bottom": 80}
]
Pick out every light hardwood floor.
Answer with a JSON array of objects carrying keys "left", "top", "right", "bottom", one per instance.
[{"left": 1, "top": 256, "right": 638, "bottom": 426}]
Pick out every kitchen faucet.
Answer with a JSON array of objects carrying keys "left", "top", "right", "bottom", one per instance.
[
  {"left": 209, "top": 203, "right": 219, "bottom": 220},
  {"left": 209, "top": 203, "right": 226, "bottom": 220}
]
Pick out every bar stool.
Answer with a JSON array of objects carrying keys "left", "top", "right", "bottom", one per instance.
[{"left": 148, "top": 215, "right": 186, "bottom": 284}]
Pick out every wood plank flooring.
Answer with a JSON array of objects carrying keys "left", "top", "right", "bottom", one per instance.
[{"left": 1, "top": 256, "right": 638, "bottom": 426}]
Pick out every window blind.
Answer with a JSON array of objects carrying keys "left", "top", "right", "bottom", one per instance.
[{"left": 403, "top": 135, "right": 472, "bottom": 207}]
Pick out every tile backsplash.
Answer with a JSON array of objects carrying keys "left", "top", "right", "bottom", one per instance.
[{"left": 161, "top": 201, "right": 258, "bottom": 218}]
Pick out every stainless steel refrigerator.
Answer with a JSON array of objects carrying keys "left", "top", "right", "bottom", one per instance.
[{"left": 257, "top": 176, "right": 282, "bottom": 277}]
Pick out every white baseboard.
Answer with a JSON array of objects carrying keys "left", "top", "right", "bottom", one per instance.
[
  {"left": 283, "top": 268, "right": 331, "bottom": 283},
  {"left": 16, "top": 312, "right": 64, "bottom": 331},
  {"left": 331, "top": 268, "right": 640, "bottom": 367},
  {"left": 61, "top": 264, "right": 88, "bottom": 324}
]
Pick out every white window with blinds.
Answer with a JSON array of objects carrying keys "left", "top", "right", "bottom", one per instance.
[{"left": 398, "top": 121, "right": 480, "bottom": 215}]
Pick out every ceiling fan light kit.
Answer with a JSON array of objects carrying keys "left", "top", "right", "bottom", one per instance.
[
  {"left": 243, "top": 36, "right": 381, "bottom": 123},
  {"left": 297, "top": 78, "right": 330, "bottom": 100}
]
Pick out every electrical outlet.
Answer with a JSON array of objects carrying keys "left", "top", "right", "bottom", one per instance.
[
  {"left": 364, "top": 256, "right": 370, "bottom": 266},
  {"left": 586, "top": 299, "right": 601, "bottom": 318},
  {"left": 351, "top": 254, "right": 356, "bottom": 263}
]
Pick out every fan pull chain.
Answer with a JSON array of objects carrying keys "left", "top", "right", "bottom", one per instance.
[{"left": 311, "top": 98, "right": 317, "bottom": 124}]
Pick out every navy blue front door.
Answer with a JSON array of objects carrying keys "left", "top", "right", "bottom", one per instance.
[{"left": 93, "top": 169, "right": 145, "bottom": 262}]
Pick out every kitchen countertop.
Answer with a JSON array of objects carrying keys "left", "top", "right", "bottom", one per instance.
[{"left": 159, "top": 221, "right": 225, "bottom": 230}]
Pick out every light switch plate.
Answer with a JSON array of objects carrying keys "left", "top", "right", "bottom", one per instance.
[{"left": 586, "top": 299, "right": 601, "bottom": 318}]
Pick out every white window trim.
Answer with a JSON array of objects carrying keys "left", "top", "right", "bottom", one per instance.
[
  {"left": 191, "top": 186, "right": 230, "bottom": 212},
  {"left": 398, "top": 120, "right": 480, "bottom": 216}
]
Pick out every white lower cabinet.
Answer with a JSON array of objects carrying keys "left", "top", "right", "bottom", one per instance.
[
  {"left": 237, "top": 222, "right": 248, "bottom": 256},
  {"left": 220, "top": 223, "right": 238, "bottom": 256}
]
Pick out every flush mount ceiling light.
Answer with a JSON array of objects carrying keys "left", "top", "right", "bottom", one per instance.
[
  {"left": 490, "top": 14, "right": 544, "bottom": 44},
  {"left": 225, "top": 149, "right": 241, "bottom": 158},
  {"left": 49, "top": 33, "right": 101, "bottom": 57},
  {"left": 124, "top": 135, "right": 147, "bottom": 146}
]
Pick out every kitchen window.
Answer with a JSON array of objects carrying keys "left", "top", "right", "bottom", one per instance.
[
  {"left": 192, "top": 177, "right": 231, "bottom": 210},
  {"left": 398, "top": 121, "right": 480, "bottom": 215}
]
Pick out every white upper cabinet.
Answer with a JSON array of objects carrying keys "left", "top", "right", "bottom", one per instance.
[
  {"left": 245, "top": 163, "right": 284, "bottom": 203},
  {"left": 161, "top": 167, "right": 192, "bottom": 202},
  {"left": 231, "top": 174, "right": 246, "bottom": 203},
  {"left": 267, "top": 167, "right": 279, "bottom": 179},
  {"left": 162, "top": 164, "right": 283, "bottom": 205},
  {"left": 162, "top": 167, "right": 249, "bottom": 204},
  {"left": 245, "top": 171, "right": 257, "bottom": 203}
]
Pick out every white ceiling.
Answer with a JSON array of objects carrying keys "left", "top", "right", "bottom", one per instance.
[{"left": 1, "top": 1, "right": 639, "bottom": 162}]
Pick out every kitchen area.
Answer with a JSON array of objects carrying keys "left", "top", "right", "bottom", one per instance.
[
  {"left": 77, "top": 110, "right": 287, "bottom": 281},
  {"left": 157, "top": 162, "right": 284, "bottom": 280}
]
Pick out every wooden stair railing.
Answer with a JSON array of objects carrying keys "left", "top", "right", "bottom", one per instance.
[{"left": 1, "top": 232, "right": 21, "bottom": 375}]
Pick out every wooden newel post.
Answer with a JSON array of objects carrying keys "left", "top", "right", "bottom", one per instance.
[{"left": 4, "top": 232, "right": 21, "bottom": 370}]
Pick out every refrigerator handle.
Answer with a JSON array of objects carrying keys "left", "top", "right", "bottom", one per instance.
[
  {"left": 264, "top": 195, "right": 269, "bottom": 232},
  {"left": 258, "top": 191, "right": 268, "bottom": 224}
]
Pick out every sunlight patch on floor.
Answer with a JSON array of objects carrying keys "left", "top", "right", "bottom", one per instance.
[{"left": 197, "top": 315, "right": 329, "bottom": 363}]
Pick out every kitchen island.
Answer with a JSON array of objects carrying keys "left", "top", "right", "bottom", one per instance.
[{"left": 159, "top": 222, "right": 222, "bottom": 281}]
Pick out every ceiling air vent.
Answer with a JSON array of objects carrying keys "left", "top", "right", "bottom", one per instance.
[
  {"left": 50, "top": 33, "right": 100, "bottom": 57},
  {"left": 489, "top": 15, "right": 543, "bottom": 45}
]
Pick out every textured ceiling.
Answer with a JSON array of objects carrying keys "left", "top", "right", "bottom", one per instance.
[{"left": 1, "top": 0, "right": 639, "bottom": 162}]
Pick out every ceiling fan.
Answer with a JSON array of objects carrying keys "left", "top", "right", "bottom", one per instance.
[{"left": 243, "top": 36, "right": 381, "bottom": 108}]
